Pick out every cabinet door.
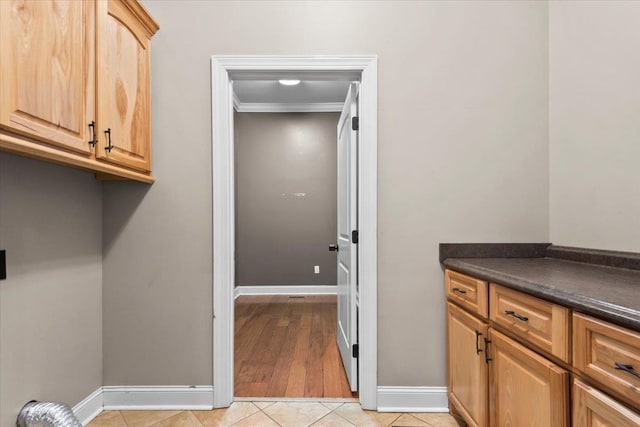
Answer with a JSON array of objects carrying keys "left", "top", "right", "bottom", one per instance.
[
  {"left": 447, "top": 302, "right": 489, "bottom": 427},
  {"left": 573, "top": 379, "right": 640, "bottom": 427},
  {"left": 0, "top": 0, "right": 94, "bottom": 155},
  {"left": 489, "top": 329, "right": 569, "bottom": 427},
  {"left": 96, "top": 0, "right": 151, "bottom": 172}
]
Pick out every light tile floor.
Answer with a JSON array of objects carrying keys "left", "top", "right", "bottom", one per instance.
[{"left": 88, "top": 401, "right": 462, "bottom": 427}]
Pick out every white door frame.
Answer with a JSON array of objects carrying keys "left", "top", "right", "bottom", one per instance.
[{"left": 211, "top": 55, "right": 378, "bottom": 410}]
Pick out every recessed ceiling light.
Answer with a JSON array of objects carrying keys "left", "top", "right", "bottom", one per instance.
[{"left": 279, "top": 79, "right": 301, "bottom": 86}]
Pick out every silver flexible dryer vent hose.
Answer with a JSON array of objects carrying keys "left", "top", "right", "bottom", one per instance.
[{"left": 17, "top": 401, "right": 82, "bottom": 427}]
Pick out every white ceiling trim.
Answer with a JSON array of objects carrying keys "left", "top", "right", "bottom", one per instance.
[{"left": 235, "top": 102, "right": 343, "bottom": 113}]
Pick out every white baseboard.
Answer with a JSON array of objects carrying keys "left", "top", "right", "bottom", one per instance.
[
  {"left": 102, "top": 386, "right": 214, "bottom": 410},
  {"left": 376, "top": 386, "right": 449, "bottom": 413},
  {"left": 234, "top": 285, "right": 337, "bottom": 297},
  {"left": 73, "top": 388, "right": 103, "bottom": 426}
]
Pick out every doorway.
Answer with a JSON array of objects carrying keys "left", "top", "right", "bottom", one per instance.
[
  {"left": 233, "top": 106, "right": 348, "bottom": 398},
  {"left": 211, "top": 55, "right": 378, "bottom": 410}
]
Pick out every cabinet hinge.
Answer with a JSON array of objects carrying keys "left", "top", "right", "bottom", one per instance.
[
  {"left": 352, "top": 116, "right": 359, "bottom": 131},
  {"left": 352, "top": 343, "right": 359, "bottom": 358},
  {"left": 352, "top": 230, "right": 359, "bottom": 244}
]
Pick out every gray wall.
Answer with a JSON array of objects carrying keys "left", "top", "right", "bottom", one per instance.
[
  {"left": 235, "top": 113, "right": 338, "bottom": 287},
  {"left": 0, "top": 153, "right": 102, "bottom": 427},
  {"left": 100, "top": 0, "right": 549, "bottom": 388},
  {"left": 549, "top": 2, "right": 640, "bottom": 253}
]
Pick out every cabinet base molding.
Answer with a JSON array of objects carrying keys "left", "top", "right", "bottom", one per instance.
[
  {"left": 0, "top": 131, "right": 154, "bottom": 183},
  {"left": 376, "top": 386, "right": 448, "bottom": 413}
]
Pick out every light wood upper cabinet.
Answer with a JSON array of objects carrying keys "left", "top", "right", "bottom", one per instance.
[
  {"left": 0, "top": 0, "right": 158, "bottom": 182},
  {"left": 489, "top": 329, "right": 569, "bottom": 427},
  {"left": 0, "top": 0, "right": 95, "bottom": 155},
  {"left": 96, "top": 0, "right": 154, "bottom": 172},
  {"left": 447, "top": 302, "right": 489, "bottom": 427}
]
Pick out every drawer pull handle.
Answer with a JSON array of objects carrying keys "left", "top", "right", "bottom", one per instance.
[
  {"left": 615, "top": 362, "right": 640, "bottom": 378},
  {"left": 483, "top": 337, "right": 492, "bottom": 363},
  {"left": 104, "top": 128, "right": 113, "bottom": 152},
  {"left": 88, "top": 121, "right": 98, "bottom": 147},
  {"left": 475, "top": 330, "right": 483, "bottom": 354},
  {"left": 452, "top": 287, "right": 467, "bottom": 295},
  {"left": 504, "top": 310, "right": 529, "bottom": 322}
]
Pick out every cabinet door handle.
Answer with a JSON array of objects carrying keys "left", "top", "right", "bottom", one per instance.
[
  {"left": 88, "top": 121, "right": 98, "bottom": 147},
  {"left": 104, "top": 128, "right": 113, "bottom": 152},
  {"left": 504, "top": 310, "right": 529, "bottom": 322},
  {"left": 615, "top": 362, "right": 640, "bottom": 378},
  {"left": 452, "top": 287, "right": 467, "bottom": 295},
  {"left": 483, "top": 337, "right": 492, "bottom": 363},
  {"left": 475, "top": 330, "right": 483, "bottom": 354}
]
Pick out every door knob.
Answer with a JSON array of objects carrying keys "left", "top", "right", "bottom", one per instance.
[{"left": 329, "top": 244, "right": 339, "bottom": 252}]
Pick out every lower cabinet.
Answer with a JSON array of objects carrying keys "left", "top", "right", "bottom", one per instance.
[
  {"left": 446, "top": 269, "right": 640, "bottom": 426},
  {"left": 573, "top": 378, "right": 640, "bottom": 427},
  {"left": 447, "top": 302, "right": 489, "bottom": 427},
  {"left": 489, "top": 329, "right": 569, "bottom": 427}
]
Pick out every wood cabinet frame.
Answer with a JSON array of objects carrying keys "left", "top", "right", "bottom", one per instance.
[
  {"left": 445, "top": 268, "right": 640, "bottom": 427},
  {"left": 0, "top": 0, "right": 158, "bottom": 183}
]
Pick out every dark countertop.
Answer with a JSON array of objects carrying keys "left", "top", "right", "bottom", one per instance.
[{"left": 443, "top": 256, "right": 640, "bottom": 331}]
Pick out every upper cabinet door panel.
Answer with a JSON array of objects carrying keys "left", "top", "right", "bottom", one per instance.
[
  {"left": 0, "top": 0, "right": 94, "bottom": 155},
  {"left": 96, "top": 0, "right": 152, "bottom": 172}
]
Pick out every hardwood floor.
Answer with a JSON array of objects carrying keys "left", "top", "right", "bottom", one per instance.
[{"left": 234, "top": 295, "right": 355, "bottom": 398}]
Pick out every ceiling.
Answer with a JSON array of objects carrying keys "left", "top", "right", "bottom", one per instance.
[{"left": 233, "top": 80, "right": 351, "bottom": 104}]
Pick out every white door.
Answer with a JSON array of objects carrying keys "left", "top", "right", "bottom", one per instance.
[{"left": 334, "top": 82, "right": 359, "bottom": 392}]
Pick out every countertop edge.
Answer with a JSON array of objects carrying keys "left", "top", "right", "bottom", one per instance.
[{"left": 443, "top": 258, "right": 640, "bottom": 332}]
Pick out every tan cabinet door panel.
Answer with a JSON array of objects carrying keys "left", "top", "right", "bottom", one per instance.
[
  {"left": 96, "top": 0, "right": 151, "bottom": 172},
  {"left": 447, "top": 302, "right": 489, "bottom": 427},
  {"left": 0, "top": 0, "right": 94, "bottom": 154},
  {"left": 489, "top": 329, "right": 569, "bottom": 427}
]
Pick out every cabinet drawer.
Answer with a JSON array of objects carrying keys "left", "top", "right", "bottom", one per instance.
[
  {"left": 573, "top": 378, "right": 640, "bottom": 427},
  {"left": 490, "top": 284, "right": 570, "bottom": 362},
  {"left": 574, "top": 313, "right": 640, "bottom": 407},
  {"left": 445, "top": 270, "right": 488, "bottom": 318}
]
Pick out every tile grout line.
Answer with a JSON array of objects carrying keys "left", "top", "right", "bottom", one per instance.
[
  {"left": 313, "top": 407, "right": 355, "bottom": 427},
  {"left": 384, "top": 413, "right": 402, "bottom": 427},
  {"left": 258, "top": 407, "right": 283, "bottom": 426}
]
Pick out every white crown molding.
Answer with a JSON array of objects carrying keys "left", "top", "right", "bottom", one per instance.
[
  {"left": 235, "top": 102, "right": 343, "bottom": 113},
  {"left": 102, "top": 386, "right": 214, "bottom": 411},
  {"left": 376, "top": 387, "right": 449, "bottom": 413},
  {"left": 234, "top": 285, "right": 337, "bottom": 296},
  {"left": 73, "top": 388, "right": 103, "bottom": 426}
]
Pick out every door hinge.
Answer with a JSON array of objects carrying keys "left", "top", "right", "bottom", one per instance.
[
  {"left": 352, "top": 116, "right": 359, "bottom": 131},
  {"left": 352, "top": 343, "right": 359, "bottom": 358},
  {"left": 351, "top": 230, "right": 359, "bottom": 244}
]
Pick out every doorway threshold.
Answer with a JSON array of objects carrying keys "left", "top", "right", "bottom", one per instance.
[{"left": 234, "top": 396, "right": 359, "bottom": 403}]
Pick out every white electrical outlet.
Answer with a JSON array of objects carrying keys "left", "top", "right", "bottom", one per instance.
[{"left": 314, "top": 265, "right": 320, "bottom": 274}]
